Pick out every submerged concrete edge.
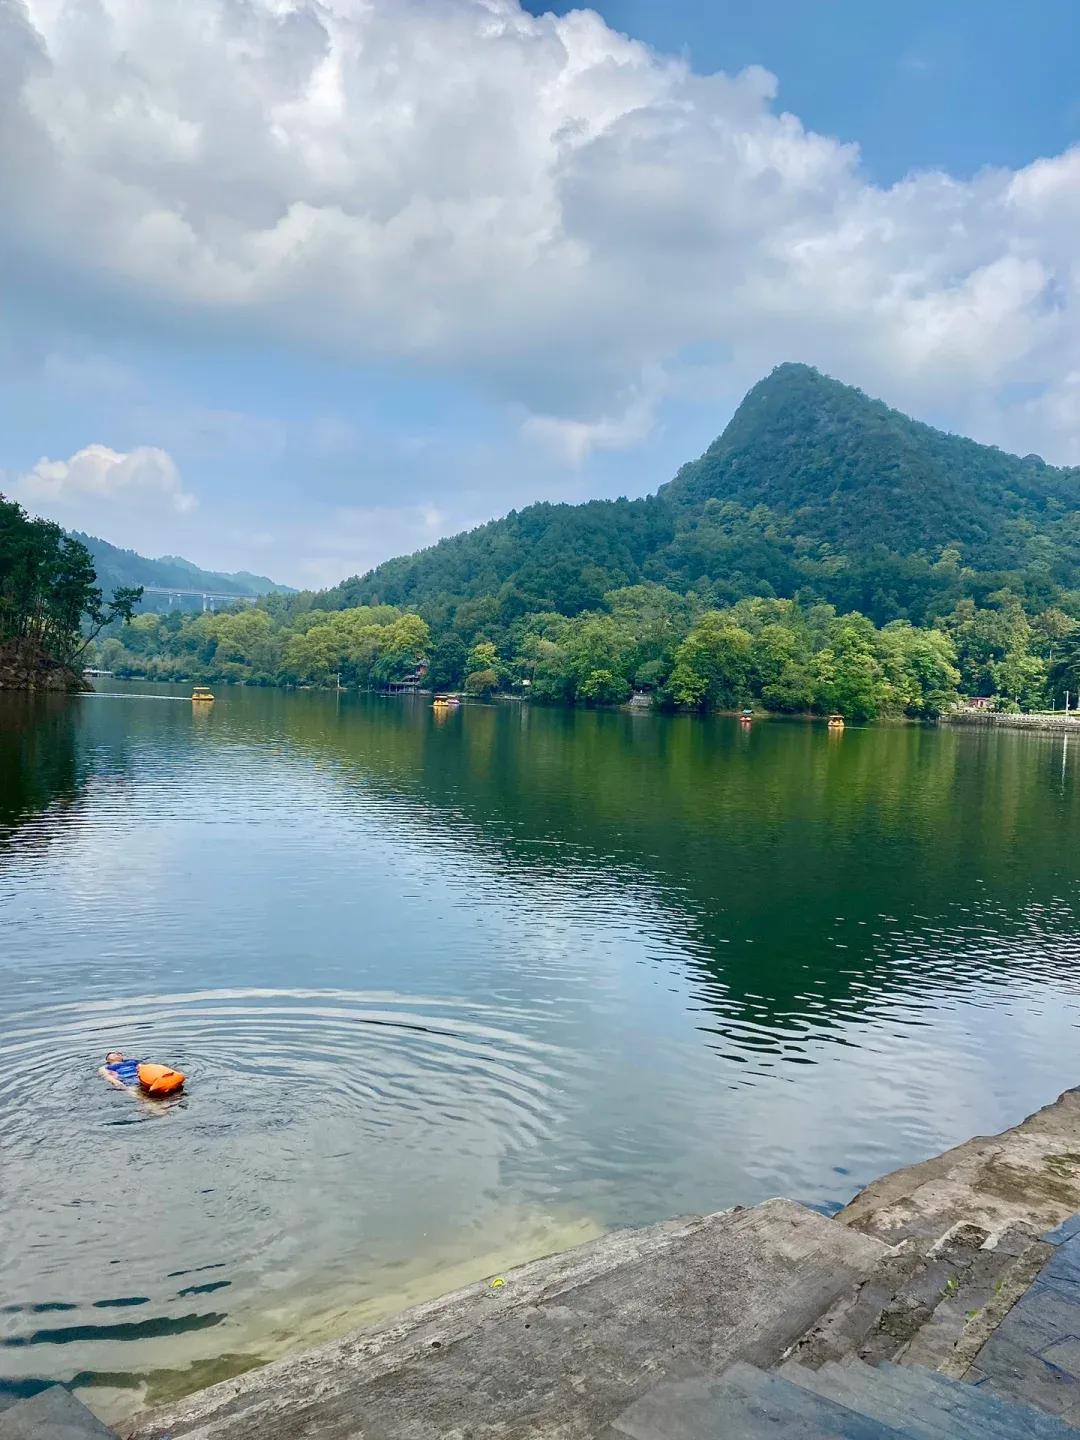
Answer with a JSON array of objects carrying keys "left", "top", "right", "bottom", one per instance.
[{"left": 128, "top": 1200, "right": 887, "bottom": 1439}]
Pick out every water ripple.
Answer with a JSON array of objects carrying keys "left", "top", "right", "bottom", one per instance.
[{"left": 3, "top": 687, "right": 1080, "bottom": 1422}]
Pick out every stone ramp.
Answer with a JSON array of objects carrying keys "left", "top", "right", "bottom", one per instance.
[
  {"left": 602, "top": 1365, "right": 910, "bottom": 1438},
  {"left": 129, "top": 1199, "right": 888, "bottom": 1440}
]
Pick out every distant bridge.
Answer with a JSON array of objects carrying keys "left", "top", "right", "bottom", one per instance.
[{"left": 140, "top": 586, "right": 258, "bottom": 612}]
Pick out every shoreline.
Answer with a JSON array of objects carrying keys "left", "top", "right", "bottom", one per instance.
[
  {"left": 79, "top": 677, "right": 1080, "bottom": 731},
  {"left": 941, "top": 709, "right": 1080, "bottom": 733},
  {"left": 128, "top": 1086, "right": 1080, "bottom": 1439}
]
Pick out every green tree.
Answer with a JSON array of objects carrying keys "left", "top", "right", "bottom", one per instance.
[
  {"left": 945, "top": 600, "right": 1031, "bottom": 697},
  {"left": 372, "top": 613, "right": 431, "bottom": 684},
  {"left": 464, "top": 667, "right": 499, "bottom": 697},
  {"left": 1049, "top": 628, "right": 1080, "bottom": 703},
  {"left": 761, "top": 662, "right": 816, "bottom": 713},
  {"left": 527, "top": 637, "right": 574, "bottom": 702},
  {"left": 213, "top": 609, "right": 280, "bottom": 673},
  {"left": 429, "top": 634, "right": 467, "bottom": 690},
  {"left": 878, "top": 622, "right": 961, "bottom": 717},
  {"left": 0, "top": 495, "right": 140, "bottom": 681},
  {"left": 812, "top": 619, "right": 888, "bottom": 720},
  {"left": 668, "top": 614, "right": 752, "bottom": 710},
  {"left": 989, "top": 650, "right": 1048, "bottom": 711},
  {"left": 577, "top": 669, "right": 631, "bottom": 705},
  {"left": 466, "top": 640, "right": 499, "bottom": 674}
]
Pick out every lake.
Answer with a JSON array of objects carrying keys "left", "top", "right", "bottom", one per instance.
[{"left": 2, "top": 684, "right": 1079, "bottom": 1420}]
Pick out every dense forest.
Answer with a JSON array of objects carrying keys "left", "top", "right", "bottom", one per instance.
[
  {"left": 89, "top": 364, "right": 1080, "bottom": 718},
  {"left": 0, "top": 495, "right": 141, "bottom": 690}
]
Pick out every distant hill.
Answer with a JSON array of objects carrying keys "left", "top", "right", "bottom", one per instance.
[
  {"left": 74, "top": 532, "right": 293, "bottom": 609},
  {"left": 321, "top": 363, "right": 1080, "bottom": 627}
]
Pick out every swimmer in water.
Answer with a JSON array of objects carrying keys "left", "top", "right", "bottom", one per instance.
[
  {"left": 100, "top": 1051, "right": 187, "bottom": 1098},
  {"left": 99, "top": 1051, "right": 141, "bottom": 1091}
]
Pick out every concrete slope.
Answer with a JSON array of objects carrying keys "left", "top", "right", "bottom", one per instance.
[{"left": 129, "top": 1199, "right": 887, "bottom": 1440}]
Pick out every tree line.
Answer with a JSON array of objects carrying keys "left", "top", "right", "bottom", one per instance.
[{"left": 89, "top": 581, "right": 1080, "bottom": 720}]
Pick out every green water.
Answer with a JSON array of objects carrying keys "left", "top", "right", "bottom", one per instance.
[{"left": 2, "top": 685, "right": 1079, "bottom": 1418}]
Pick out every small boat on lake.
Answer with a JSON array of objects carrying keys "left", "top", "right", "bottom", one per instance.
[
  {"left": 432, "top": 693, "right": 461, "bottom": 709},
  {"left": 827, "top": 712, "right": 845, "bottom": 730},
  {"left": 191, "top": 686, "right": 215, "bottom": 704}
]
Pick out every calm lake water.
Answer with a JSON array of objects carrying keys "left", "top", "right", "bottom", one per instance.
[{"left": 2, "top": 684, "right": 1080, "bottom": 1419}]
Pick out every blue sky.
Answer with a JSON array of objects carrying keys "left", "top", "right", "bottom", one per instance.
[
  {"left": 525, "top": 1, "right": 1080, "bottom": 184},
  {"left": 1, "top": 0, "right": 1078, "bottom": 588}
]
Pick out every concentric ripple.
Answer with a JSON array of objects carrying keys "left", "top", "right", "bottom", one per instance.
[
  {"left": 0, "top": 988, "right": 570, "bottom": 1416},
  {"left": 0, "top": 987, "right": 559, "bottom": 1152}
]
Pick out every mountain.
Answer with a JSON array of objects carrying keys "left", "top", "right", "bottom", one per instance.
[
  {"left": 74, "top": 532, "right": 293, "bottom": 608},
  {"left": 662, "top": 363, "right": 1080, "bottom": 568},
  {"left": 322, "top": 363, "right": 1080, "bottom": 628}
]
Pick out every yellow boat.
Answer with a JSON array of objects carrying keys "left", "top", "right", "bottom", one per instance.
[{"left": 191, "top": 686, "right": 215, "bottom": 704}]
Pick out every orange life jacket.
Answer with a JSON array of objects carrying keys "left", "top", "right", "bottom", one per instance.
[{"left": 137, "top": 1062, "right": 186, "bottom": 1096}]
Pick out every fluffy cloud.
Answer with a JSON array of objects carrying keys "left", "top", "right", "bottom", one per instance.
[
  {"left": 2, "top": 0, "right": 1079, "bottom": 460},
  {"left": 7, "top": 443, "right": 195, "bottom": 533}
]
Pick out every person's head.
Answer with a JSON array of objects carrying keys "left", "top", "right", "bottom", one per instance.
[{"left": 105, "top": 1050, "right": 124, "bottom": 1065}]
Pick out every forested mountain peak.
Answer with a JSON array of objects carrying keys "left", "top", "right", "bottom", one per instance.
[
  {"left": 662, "top": 362, "right": 1079, "bottom": 562},
  {"left": 328, "top": 363, "right": 1080, "bottom": 629}
]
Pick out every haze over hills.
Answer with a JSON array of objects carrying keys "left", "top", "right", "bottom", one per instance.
[
  {"left": 75, "top": 531, "right": 293, "bottom": 608},
  {"left": 322, "top": 363, "right": 1080, "bottom": 628}
]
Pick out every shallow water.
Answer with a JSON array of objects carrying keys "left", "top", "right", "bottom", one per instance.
[{"left": 2, "top": 686, "right": 1079, "bottom": 1417}]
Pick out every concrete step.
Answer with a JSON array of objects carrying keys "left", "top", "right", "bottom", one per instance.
[
  {"left": 965, "top": 1226, "right": 1080, "bottom": 1424},
  {"left": 783, "top": 1233, "right": 937, "bottom": 1370},
  {"left": 789, "top": 1358, "right": 1080, "bottom": 1440},
  {"left": 604, "top": 1362, "right": 909, "bottom": 1439},
  {"left": 0, "top": 1386, "right": 117, "bottom": 1440},
  {"left": 881, "top": 1361, "right": 1080, "bottom": 1439},
  {"left": 898, "top": 1228, "right": 1052, "bottom": 1377},
  {"left": 787, "top": 1360, "right": 972, "bottom": 1440},
  {"left": 785, "top": 1218, "right": 1052, "bottom": 1376}
]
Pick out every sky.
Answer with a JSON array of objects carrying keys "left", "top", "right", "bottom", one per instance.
[{"left": 1, "top": 0, "right": 1078, "bottom": 590}]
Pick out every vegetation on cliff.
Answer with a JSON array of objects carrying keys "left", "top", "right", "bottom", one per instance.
[{"left": 0, "top": 495, "right": 141, "bottom": 689}]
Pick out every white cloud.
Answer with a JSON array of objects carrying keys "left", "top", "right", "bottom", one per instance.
[
  {"left": 523, "top": 386, "right": 659, "bottom": 466},
  {"left": 1, "top": 0, "right": 1079, "bottom": 462},
  {"left": 7, "top": 443, "right": 196, "bottom": 534},
  {"left": 297, "top": 502, "right": 454, "bottom": 588}
]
